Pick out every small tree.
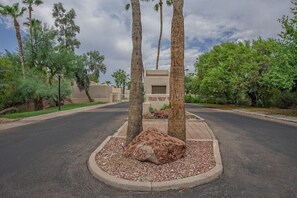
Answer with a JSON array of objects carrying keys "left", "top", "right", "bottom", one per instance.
[
  {"left": 75, "top": 51, "right": 107, "bottom": 102},
  {"left": 112, "top": 69, "right": 128, "bottom": 98}
]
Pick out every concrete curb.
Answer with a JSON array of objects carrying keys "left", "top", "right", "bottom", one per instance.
[
  {"left": 88, "top": 120, "right": 223, "bottom": 191},
  {"left": 0, "top": 102, "right": 122, "bottom": 131},
  {"left": 233, "top": 110, "right": 297, "bottom": 124}
]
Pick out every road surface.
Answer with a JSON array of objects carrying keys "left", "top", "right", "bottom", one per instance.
[{"left": 0, "top": 103, "right": 296, "bottom": 197}]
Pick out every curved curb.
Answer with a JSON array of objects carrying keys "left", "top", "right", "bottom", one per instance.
[
  {"left": 88, "top": 137, "right": 223, "bottom": 191},
  {"left": 233, "top": 110, "right": 297, "bottom": 124}
]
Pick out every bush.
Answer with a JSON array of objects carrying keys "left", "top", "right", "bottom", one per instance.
[
  {"left": 160, "top": 103, "right": 170, "bottom": 110},
  {"left": 277, "top": 91, "right": 297, "bottom": 108}
]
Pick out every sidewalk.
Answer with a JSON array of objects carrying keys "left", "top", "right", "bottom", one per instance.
[
  {"left": 115, "top": 119, "right": 215, "bottom": 140},
  {"left": 0, "top": 102, "right": 121, "bottom": 131}
]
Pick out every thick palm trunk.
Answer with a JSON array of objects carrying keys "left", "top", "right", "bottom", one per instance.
[
  {"left": 14, "top": 18, "right": 26, "bottom": 78},
  {"left": 156, "top": 0, "right": 163, "bottom": 70},
  {"left": 168, "top": 0, "right": 186, "bottom": 142},
  {"left": 126, "top": 0, "right": 143, "bottom": 145}
]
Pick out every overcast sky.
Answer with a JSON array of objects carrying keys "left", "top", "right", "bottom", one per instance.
[{"left": 0, "top": 0, "right": 292, "bottom": 83}]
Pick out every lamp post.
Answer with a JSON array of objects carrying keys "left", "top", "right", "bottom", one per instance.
[{"left": 57, "top": 72, "right": 61, "bottom": 111}]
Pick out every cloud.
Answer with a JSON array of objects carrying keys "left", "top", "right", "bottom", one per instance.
[{"left": 0, "top": 0, "right": 292, "bottom": 83}]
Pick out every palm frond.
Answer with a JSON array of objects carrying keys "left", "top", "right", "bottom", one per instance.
[
  {"left": 166, "top": 0, "right": 173, "bottom": 6},
  {"left": 154, "top": 3, "right": 159, "bottom": 11},
  {"left": 125, "top": 3, "right": 130, "bottom": 11}
]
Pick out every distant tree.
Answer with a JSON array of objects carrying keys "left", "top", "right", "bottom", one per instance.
[
  {"left": 126, "top": 0, "right": 144, "bottom": 145},
  {"left": 168, "top": 0, "right": 186, "bottom": 142},
  {"left": 104, "top": 80, "right": 111, "bottom": 85},
  {"left": 0, "top": 3, "right": 26, "bottom": 78},
  {"left": 126, "top": 0, "right": 173, "bottom": 70},
  {"left": 75, "top": 51, "right": 106, "bottom": 102},
  {"left": 112, "top": 69, "right": 129, "bottom": 98},
  {"left": 154, "top": 0, "right": 173, "bottom": 69},
  {"left": 52, "top": 2, "right": 80, "bottom": 52}
]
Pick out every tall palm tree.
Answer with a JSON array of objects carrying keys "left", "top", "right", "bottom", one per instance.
[
  {"left": 168, "top": 0, "right": 186, "bottom": 141},
  {"left": 126, "top": 0, "right": 173, "bottom": 70},
  {"left": 22, "top": 0, "right": 43, "bottom": 66},
  {"left": 154, "top": 0, "right": 173, "bottom": 70},
  {"left": 0, "top": 3, "right": 26, "bottom": 78},
  {"left": 126, "top": 0, "right": 144, "bottom": 145}
]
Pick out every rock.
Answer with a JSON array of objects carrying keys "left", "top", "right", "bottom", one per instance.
[{"left": 124, "top": 127, "right": 186, "bottom": 165}]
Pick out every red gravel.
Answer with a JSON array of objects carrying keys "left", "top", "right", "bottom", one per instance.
[{"left": 95, "top": 137, "right": 215, "bottom": 182}]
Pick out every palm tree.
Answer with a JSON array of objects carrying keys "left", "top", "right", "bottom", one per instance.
[
  {"left": 168, "top": 0, "right": 186, "bottom": 141},
  {"left": 154, "top": 0, "right": 173, "bottom": 70},
  {"left": 0, "top": 3, "right": 26, "bottom": 78},
  {"left": 126, "top": 0, "right": 144, "bottom": 145},
  {"left": 22, "top": 0, "right": 43, "bottom": 66},
  {"left": 126, "top": 0, "right": 173, "bottom": 70}
]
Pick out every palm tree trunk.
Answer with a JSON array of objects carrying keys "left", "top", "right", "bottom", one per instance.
[
  {"left": 126, "top": 0, "right": 143, "bottom": 145},
  {"left": 14, "top": 17, "right": 26, "bottom": 78},
  {"left": 29, "top": 4, "right": 34, "bottom": 67},
  {"left": 168, "top": 0, "right": 186, "bottom": 142},
  {"left": 156, "top": 0, "right": 163, "bottom": 70}
]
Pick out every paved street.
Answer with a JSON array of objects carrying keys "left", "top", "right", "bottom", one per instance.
[{"left": 0, "top": 103, "right": 297, "bottom": 197}]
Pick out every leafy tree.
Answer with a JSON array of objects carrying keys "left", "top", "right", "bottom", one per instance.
[
  {"left": 104, "top": 80, "right": 111, "bottom": 85},
  {"left": 168, "top": 0, "right": 186, "bottom": 141},
  {"left": 279, "top": 0, "right": 297, "bottom": 90},
  {"left": 52, "top": 2, "right": 80, "bottom": 52},
  {"left": 0, "top": 54, "right": 19, "bottom": 110},
  {"left": 126, "top": 0, "right": 144, "bottom": 145},
  {"left": 75, "top": 51, "right": 107, "bottom": 102},
  {"left": 0, "top": 3, "right": 26, "bottom": 78},
  {"left": 112, "top": 69, "right": 129, "bottom": 98}
]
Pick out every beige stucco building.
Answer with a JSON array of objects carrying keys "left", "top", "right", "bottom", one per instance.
[
  {"left": 70, "top": 83, "right": 129, "bottom": 103},
  {"left": 143, "top": 69, "right": 170, "bottom": 114}
]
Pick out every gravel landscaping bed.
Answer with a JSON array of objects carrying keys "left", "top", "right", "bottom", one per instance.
[{"left": 95, "top": 137, "right": 215, "bottom": 182}]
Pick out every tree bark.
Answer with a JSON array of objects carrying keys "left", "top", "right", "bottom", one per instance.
[
  {"left": 85, "top": 89, "right": 93, "bottom": 102},
  {"left": 14, "top": 17, "right": 26, "bottom": 78},
  {"left": 122, "top": 81, "right": 126, "bottom": 99},
  {"left": 156, "top": 0, "right": 163, "bottom": 70},
  {"left": 248, "top": 92, "right": 257, "bottom": 107},
  {"left": 34, "top": 97, "right": 44, "bottom": 111},
  {"left": 29, "top": 3, "right": 35, "bottom": 67},
  {"left": 126, "top": 0, "right": 143, "bottom": 145},
  {"left": 168, "top": 0, "right": 186, "bottom": 142}
]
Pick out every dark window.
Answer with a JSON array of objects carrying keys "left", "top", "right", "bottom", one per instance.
[{"left": 152, "top": 86, "right": 166, "bottom": 94}]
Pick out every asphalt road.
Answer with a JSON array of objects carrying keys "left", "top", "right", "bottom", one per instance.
[{"left": 0, "top": 102, "right": 296, "bottom": 198}]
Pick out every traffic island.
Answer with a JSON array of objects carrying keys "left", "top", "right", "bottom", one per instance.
[{"left": 88, "top": 113, "right": 223, "bottom": 191}]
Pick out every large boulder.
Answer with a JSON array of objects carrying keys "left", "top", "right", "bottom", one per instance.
[{"left": 124, "top": 127, "right": 186, "bottom": 165}]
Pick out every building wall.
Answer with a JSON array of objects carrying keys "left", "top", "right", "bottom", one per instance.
[
  {"left": 70, "top": 84, "right": 113, "bottom": 103},
  {"left": 143, "top": 70, "right": 170, "bottom": 114}
]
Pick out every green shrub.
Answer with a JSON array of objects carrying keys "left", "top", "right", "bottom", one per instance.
[
  {"left": 160, "top": 103, "right": 170, "bottom": 110},
  {"left": 277, "top": 91, "right": 297, "bottom": 108}
]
